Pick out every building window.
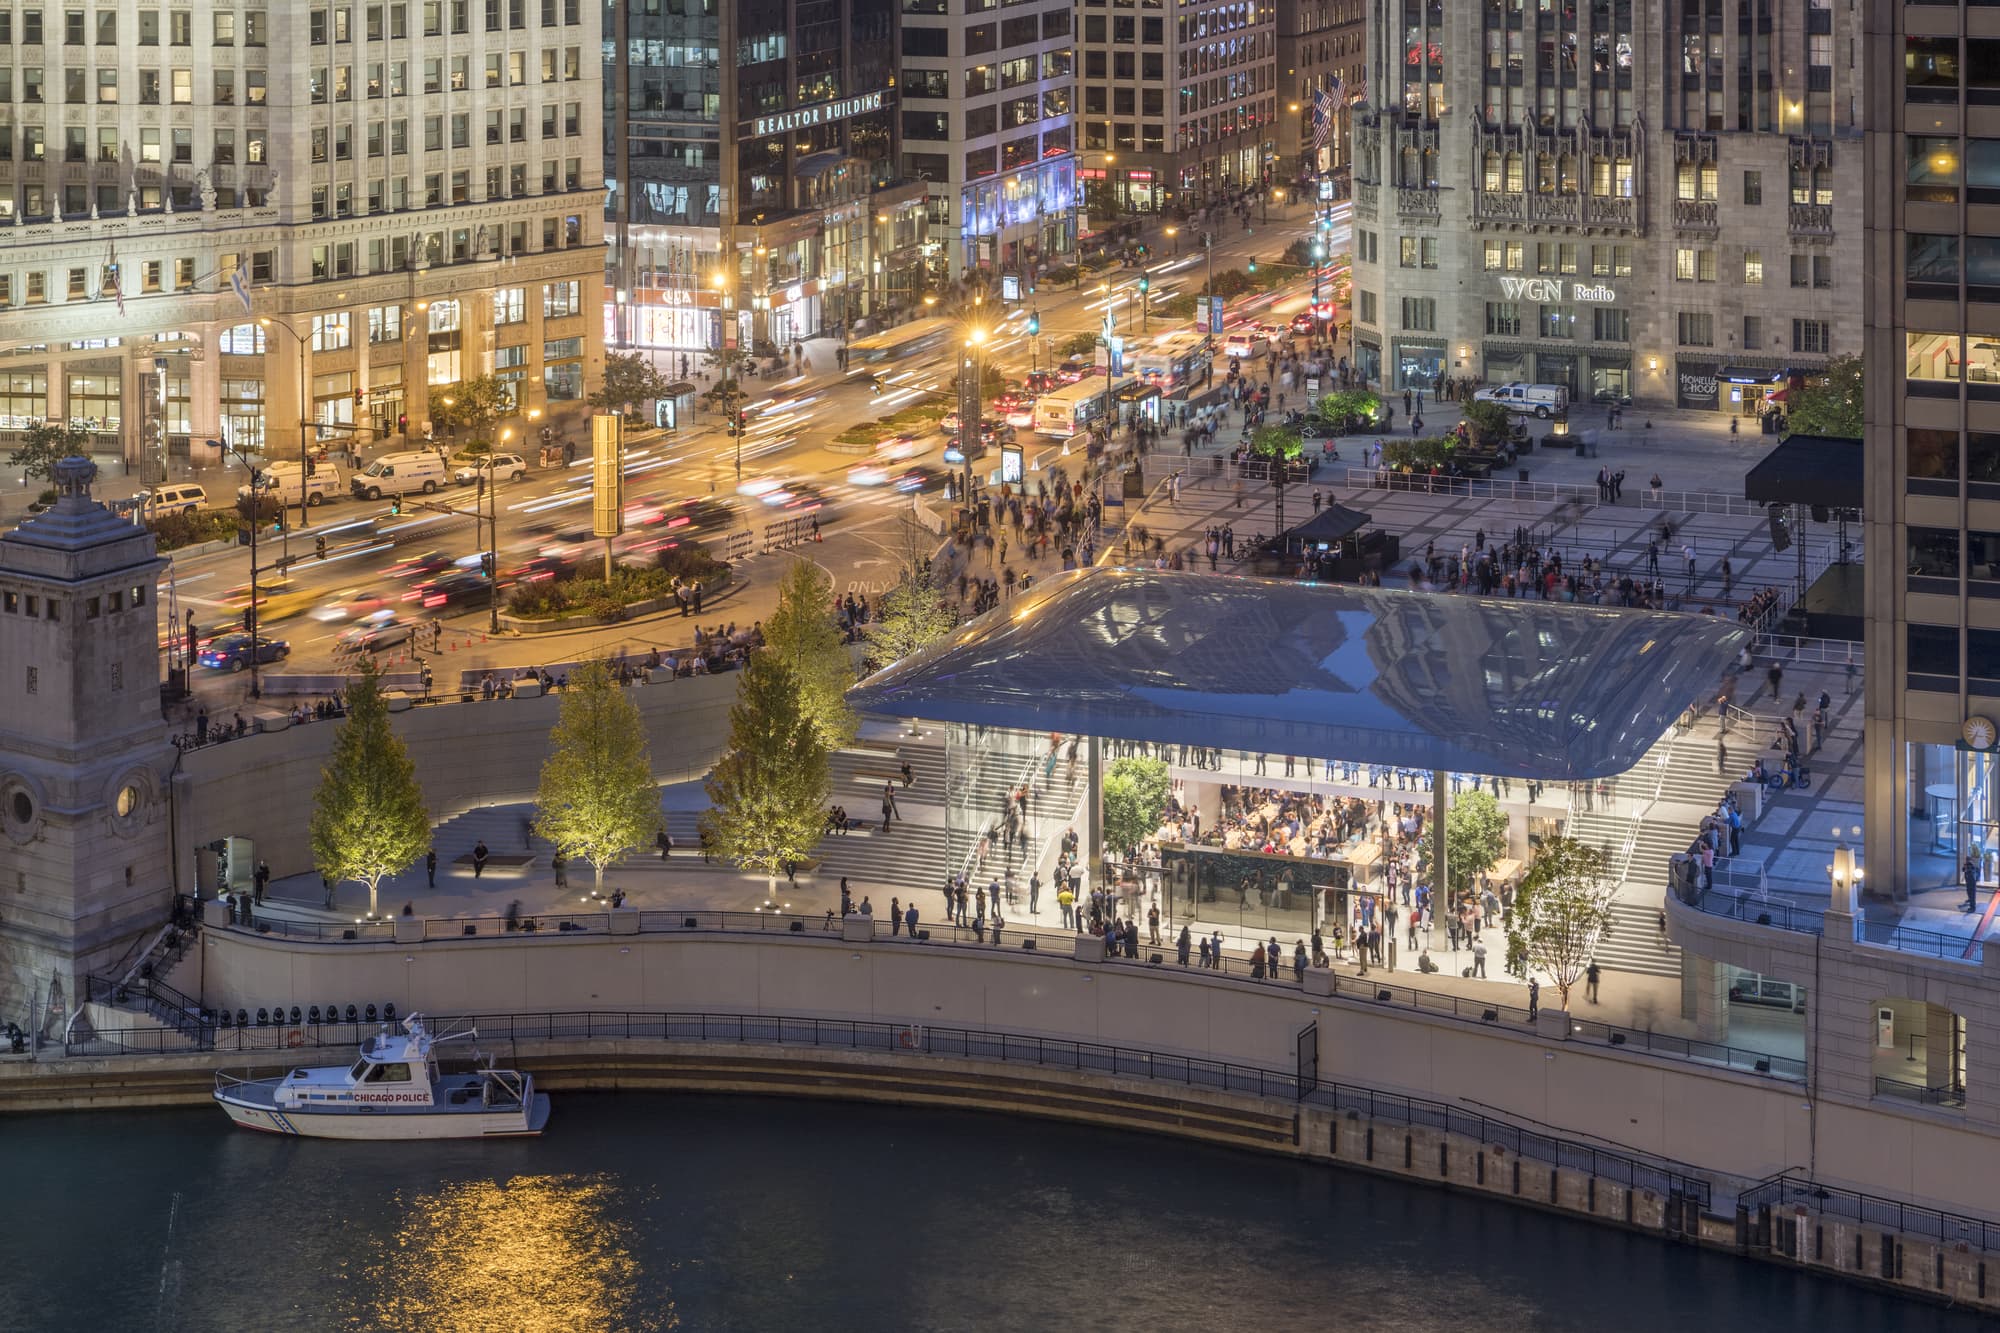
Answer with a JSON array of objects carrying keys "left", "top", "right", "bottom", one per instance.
[
  {"left": 1793, "top": 319, "right": 1830, "bottom": 355},
  {"left": 1485, "top": 302, "right": 1521, "bottom": 336},
  {"left": 1593, "top": 309, "right": 1629, "bottom": 343},
  {"left": 1744, "top": 250, "right": 1763, "bottom": 284},
  {"left": 368, "top": 306, "right": 404, "bottom": 344},
  {"left": 1743, "top": 170, "right": 1762, "bottom": 205},
  {"left": 542, "top": 280, "right": 580, "bottom": 318},
  {"left": 310, "top": 313, "right": 352, "bottom": 351},
  {"left": 1677, "top": 312, "right": 1714, "bottom": 347},
  {"left": 1399, "top": 297, "right": 1435, "bottom": 331},
  {"left": 492, "top": 288, "right": 525, "bottom": 325},
  {"left": 1538, "top": 305, "right": 1575, "bottom": 339}
]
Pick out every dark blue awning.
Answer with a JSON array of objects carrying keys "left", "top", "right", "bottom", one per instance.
[{"left": 848, "top": 569, "right": 1748, "bottom": 781}]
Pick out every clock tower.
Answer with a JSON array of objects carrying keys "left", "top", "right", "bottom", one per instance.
[{"left": 0, "top": 457, "right": 173, "bottom": 1041}]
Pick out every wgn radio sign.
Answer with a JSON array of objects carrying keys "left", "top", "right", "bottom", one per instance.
[
  {"left": 752, "top": 91, "right": 886, "bottom": 138},
  {"left": 1498, "top": 277, "right": 1617, "bottom": 303}
]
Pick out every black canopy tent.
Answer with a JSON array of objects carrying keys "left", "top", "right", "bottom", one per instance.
[
  {"left": 1743, "top": 433, "right": 1863, "bottom": 511},
  {"left": 1281, "top": 503, "right": 1373, "bottom": 556}
]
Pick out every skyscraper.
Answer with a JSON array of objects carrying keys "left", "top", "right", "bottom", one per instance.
[{"left": 1350, "top": 0, "right": 1860, "bottom": 410}]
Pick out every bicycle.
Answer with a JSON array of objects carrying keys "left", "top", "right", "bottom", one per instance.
[{"left": 1765, "top": 762, "right": 1811, "bottom": 793}]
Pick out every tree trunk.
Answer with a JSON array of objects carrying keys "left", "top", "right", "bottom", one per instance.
[
  {"left": 594, "top": 861, "right": 605, "bottom": 898},
  {"left": 367, "top": 879, "right": 378, "bottom": 920}
]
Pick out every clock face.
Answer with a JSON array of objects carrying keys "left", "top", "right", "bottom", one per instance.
[{"left": 1967, "top": 716, "right": 1998, "bottom": 751}]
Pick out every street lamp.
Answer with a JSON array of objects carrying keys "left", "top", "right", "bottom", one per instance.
[
  {"left": 958, "top": 324, "right": 989, "bottom": 510},
  {"left": 712, "top": 269, "right": 745, "bottom": 480},
  {"left": 1165, "top": 224, "right": 1179, "bottom": 258},
  {"left": 486, "top": 426, "right": 507, "bottom": 633},
  {"left": 257, "top": 315, "right": 313, "bottom": 540}
]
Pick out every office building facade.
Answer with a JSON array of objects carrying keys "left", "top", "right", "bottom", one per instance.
[
  {"left": 606, "top": 0, "right": 929, "bottom": 354},
  {"left": 1861, "top": 1, "right": 2000, "bottom": 899},
  {"left": 899, "top": 0, "right": 1077, "bottom": 285},
  {"left": 1276, "top": 0, "right": 1363, "bottom": 185},
  {"left": 1075, "top": 0, "right": 1278, "bottom": 215},
  {"left": 0, "top": 0, "right": 609, "bottom": 476},
  {"left": 1349, "top": 0, "right": 1860, "bottom": 408}
]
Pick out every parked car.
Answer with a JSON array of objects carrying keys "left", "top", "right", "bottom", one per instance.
[
  {"left": 1224, "top": 331, "right": 1269, "bottom": 359},
  {"left": 196, "top": 633, "right": 290, "bottom": 672},
  {"left": 452, "top": 452, "right": 528, "bottom": 485},
  {"left": 139, "top": 483, "right": 209, "bottom": 516},
  {"left": 337, "top": 614, "right": 418, "bottom": 653},
  {"left": 1473, "top": 381, "right": 1570, "bottom": 418}
]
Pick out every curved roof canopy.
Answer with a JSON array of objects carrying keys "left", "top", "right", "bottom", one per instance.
[{"left": 849, "top": 568, "right": 1748, "bottom": 780}]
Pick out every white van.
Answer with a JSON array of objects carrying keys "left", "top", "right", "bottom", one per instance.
[
  {"left": 240, "top": 461, "right": 342, "bottom": 507},
  {"left": 1473, "top": 381, "right": 1570, "bottom": 418},
  {"left": 350, "top": 450, "right": 447, "bottom": 501},
  {"left": 139, "top": 483, "right": 209, "bottom": 515}
]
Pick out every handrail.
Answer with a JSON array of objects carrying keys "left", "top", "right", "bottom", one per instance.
[
  {"left": 1674, "top": 879, "right": 1989, "bottom": 963},
  {"left": 71, "top": 1005, "right": 1714, "bottom": 1207},
  {"left": 1740, "top": 1169, "right": 2000, "bottom": 1252},
  {"left": 200, "top": 907, "right": 1805, "bottom": 1082}
]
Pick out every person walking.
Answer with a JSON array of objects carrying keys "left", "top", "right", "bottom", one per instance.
[
  {"left": 472, "top": 840, "right": 490, "bottom": 879},
  {"left": 1527, "top": 977, "right": 1540, "bottom": 1021},
  {"left": 552, "top": 854, "right": 568, "bottom": 892},
  {"left": 1965, "top": 852, "right": 1983, "bottom": 913},
  {"left": 1471, "top": 936, "right": 1488, "bottom": 978},
  {"left": 425, "top": 848, "right": 438, "bottom": 888},
  {"left": 884, "top": 781, "right": 901, "bottom": 822},
  {"left": 656, "top": 828, "right": 673, "bottom": 860},
  {"left": 1585, "top": 961, "right": 1601, "bottom": 1003}
]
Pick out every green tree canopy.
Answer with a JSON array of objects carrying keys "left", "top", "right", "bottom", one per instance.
[
  {"left": 532, "top": 659, "right": 662, "bottom": 896},
  {"left": 865, "top": 574, "right": 957, "bottom": 673},
  {"left": 1100, "top": 756, "right": 1171, "bottom": 857},
  {"left": 699, "top": 653, "right": 830, "bottom": 890},
  {"left": 8, "top": 421, "right": 92, "bottom": 484},
  {"left": 429, "top": 375, "right": 514, "bottom": 447},
  {"left": 1249, "top": 424, "right": 1303, "bottom": 461},
  {"left": 764, "top": 558, "right": 857, "bottom": 751},
  {"left": 1420, "top": 789, "right": 1509, "bottom": 905},
  {"left": 1780, "top": 355, "right": 1862, "bottom": 439},
  {"left": 1505, "top": 835, "right": 1614, "bottom": 1010},
  {"left": 308, "top": 659, "right": 431, "bottom": 917},
  {"left": 1314, "top": 389, "right": 1380, "bottom": 423},
  {"left": 589, "top": 351, "right": 673, "bottom": 419},
  {"left": 1460, "top": 400, "right": 1511, "bottom": 446}
]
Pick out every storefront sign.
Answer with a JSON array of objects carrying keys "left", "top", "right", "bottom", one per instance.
[
  {"left": 1676, "top": 362, "right": 1719, "bottom": 410},
  {"left": 751, "top": 90, "right": 886, "bottom": 138},
  {"left": 1499, "top": 277, "right": 1618, "bottom": 304}
]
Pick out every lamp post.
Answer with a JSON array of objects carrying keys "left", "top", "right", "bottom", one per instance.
[
  {"left": 958, "top": 324, "right": 988, "bottom": 511},
  {"left": 712, "top": 270, "right": 744, "bottom": 481},
  {"left": 221, "top": 434, "right": 264, "bottom": 700},
  {"left": 1164, "top": 224, "right": 1179, "bottom": 258},
  {"left": 486, "top": 426, "right": 507, "bottom": 633},
  {"left": 257, "top": 315, "right": 313, "bottom": 546}
]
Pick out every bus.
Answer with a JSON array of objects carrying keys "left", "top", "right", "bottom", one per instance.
[
  {"left": 1033, "top": 373, "right": 1116, "bottom": 436},
  {"left": 845, "top": 317, "right": 959, "bottom": 369},
  {"left": 1132, "top": 333, "right": 1214, "bottom": 391}
]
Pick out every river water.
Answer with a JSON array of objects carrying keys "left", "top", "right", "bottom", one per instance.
[{"left": 0, "top": 1094, "right": 1987, "bottom": 1332}]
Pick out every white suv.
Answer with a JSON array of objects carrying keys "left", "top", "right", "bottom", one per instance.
[{"left": 452, "top": 452, "right": 528, "bottom": 485}]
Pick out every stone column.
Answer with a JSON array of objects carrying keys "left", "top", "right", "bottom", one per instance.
[
  {"left": 1688, "top": 954, "right": 1732, "bottom": 1042},
  {"left": 1924, "top": 1002, "right": 1959, "bottom": 1093},
  {"left": 1087, "top": 735, "right": 1104, "bottom": 865}
]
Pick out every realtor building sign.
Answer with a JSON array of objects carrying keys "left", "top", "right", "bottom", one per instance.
[
  {"left": 751, "top": 91, "right": 887, "bottom": 138},
  {"left": 1498, "top": 276, "right": 1617, "bottom": 303}
]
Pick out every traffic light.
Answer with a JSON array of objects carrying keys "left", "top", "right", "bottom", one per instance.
[
  {"left": 1138, "top": 274, "right": 1150, "bottom": 293},
  {"left": 1247, "top": 256, "right": 1257, "bottom": 274},
  {"left": 480, "top": 552, "right": 495, "bottom": 576},
  {"left": 397, "top": 413, "right": 408, "bottom": 434},
  {"left": 353, "top": 388, "right": 365, "bottom": 409},
  {"left": 315, "top": 536, "right": 327, "bottom": 560},
  {"left": 1026, "top": 310, "right": 1040, "bottom": 336}
]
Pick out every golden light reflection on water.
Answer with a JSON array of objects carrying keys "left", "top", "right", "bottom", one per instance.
[{"left": 343, "top": 1174, "right": 672, "bottom": 1333}]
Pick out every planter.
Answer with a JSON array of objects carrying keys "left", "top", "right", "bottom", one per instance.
[{"left": 497, "top": 567, "right": 733, "bottom": 635}]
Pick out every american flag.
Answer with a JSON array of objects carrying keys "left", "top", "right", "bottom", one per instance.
[
  {"left": 1311, "top": 87, "right": 1336, "bottom": 152},
  {"left": 103, "top": 241, "right": 125, "bottom": 318}
]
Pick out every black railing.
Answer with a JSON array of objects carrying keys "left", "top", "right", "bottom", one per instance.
[
  {"left": 1872, "top": 1075, "right": 1967, "bottom": 1108},
  {"left": 1741, "top": 1170, "right": 2000, "bottom": 1252},
  {"left": 79, "top": 1005, "right": 1710, "bottom": 1208},
  {"left": 211, "top": 907, "right": 1807, "bottom": 1083}
]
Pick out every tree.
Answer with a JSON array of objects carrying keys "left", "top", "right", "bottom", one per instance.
[
  {"left": 1505, "top": 836, "right": 1614, "bottom": 1010},
  {"left": 590, "top": 350, "right": 672, "bottom": 420},
  {"left": 864, "top": 519, "right": 958, "bottom": 673},
  {"left": 1250, "top": 423, "right": 1304, "bottom": 537},
  {"left": 428, "top": 375, "right": 513, "bottom": 449},
  {"left": 699, "top": 653, "right": 830, "bottom": 894},
  {"left": 764, "top": 558, "right": 857, "bottom": 751},
  {"left": 1781, "top": 354, "right": 1862, "bottom": 439},
  {"left": 1418, "top": 789, "right": 1509, "bottom": 907},
  {"left": 1100, "top": 756, "right": 1171, "bottom": 858},
  {"left": 308, "top": 659, "right": 430, "bottom": 918},
  {"left": 8, "top": 421, "right": 92, "bottom": 484},
  {"left": 1460, "top": 400, "right": 1511, "bottom": 446},
  {"left": 532, "top": 659, "right": 662, "bottom": 898}
]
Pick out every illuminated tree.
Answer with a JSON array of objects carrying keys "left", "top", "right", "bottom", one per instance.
[
  {"left": 1506, "top": 836, "right": 1615, "bottom": 1011},
  {"left": 308, "top": 659, "right": 430, "bottom": 917},
  {"left": 533, "top": 659, "right": 662, "bottom": 897}
]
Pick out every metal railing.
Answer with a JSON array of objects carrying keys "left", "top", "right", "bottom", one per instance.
[
  {"left": 212, "top": 906, "right": 1806, "bottom": 1082},
  {"left": 1674, "top": 880, "right": 1988, "bottom": 964},
  {"left": 71, "top": 1004, "right": 1710, "bottom": 1207},
  {"left": 1741, "top": 1170, "right": 2000, "bottom": 1252},
  {"left": 1873, "top": 1075, "right": 1967, "bottom": 1108},
  {"left": 1335, "top": 467, "right": 1770, "bottom": 517}
]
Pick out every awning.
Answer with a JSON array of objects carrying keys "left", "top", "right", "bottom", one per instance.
[
  {"left": 1720, "top": 366, "right": 1785, "bottom": 384},
  {"left": 1284, "top": 503, "right": 1372, "bottom": 545},
  {"left": 1766, "top": 387, "right": 1790, "bottom": 404}
]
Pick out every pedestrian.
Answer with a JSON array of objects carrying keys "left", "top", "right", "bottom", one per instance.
[
  {"left": 905, "top": 903, "right": 920, "bottom": 937},
  {"left": 1585, "top": 961, "right": 1601, "bottom": 1003},
  {"left": 890, "top": 896, "right": 902, "bottom": 935},
  {"left": 884, "top": 781, "right": 901, "bottom": 821},
  {"left": 425, "top": 848, "right": 438, "bottom": 888},
  {"left": 1471, "top": 936, "right": 1487, "bottom": 978},
  {"left": 1148, "top": 904, "right": 1161, "bottom": 945},
  {"left": 472, "top": 839, "right": 489, "bottom": 878},
  {"left": 552, "top": 853, "right": 567, "bottom": 892},
  {"left": 656, "top": 828, "right": 673, "bottom": 860},
  {"left": 1527, "top": 977, "right": 1540, "bottom": 1021},
  {"left": 252, "top": 859, "right": 270, "bottom": 905},
  {"left": 1029, "top": 872, "right": 1042, "bottom": 914},
  {"left": 1965, "top": 852, "right": 1983, "bottom": 913},
  {"left": 1177, "top": 925, "right": 1192, "bottom": 966},
  {"left": 859, "top": 895, "right": 873, "bottom": 917},
  {"left": 901, "top": 760, "right": 915, "bottom": 788}
]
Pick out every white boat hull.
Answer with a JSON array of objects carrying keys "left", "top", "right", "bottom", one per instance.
[{"left": 215, "top": 1089, "right": 550, "bottom": 1139}]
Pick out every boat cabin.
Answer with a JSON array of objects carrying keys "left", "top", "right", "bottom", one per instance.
[{"left": 275, "top": 1028, "right": 439, "bottom": 1110}]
